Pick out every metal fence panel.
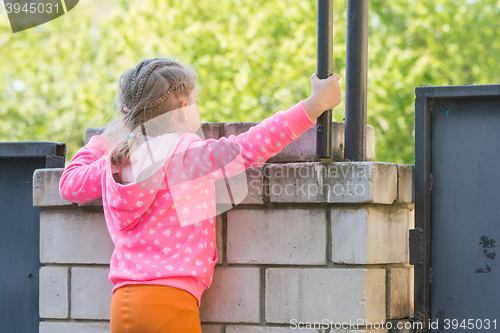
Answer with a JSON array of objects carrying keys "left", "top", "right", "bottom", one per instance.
[
  {"left": 0, "top": 142, "right": 65, "bottom": 333},
  {"left": 414, "top": 85, "right": 500, "bottom": 332}
]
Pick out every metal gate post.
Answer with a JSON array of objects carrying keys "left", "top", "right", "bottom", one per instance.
[
  {"left": 315, "top": 0, "right": 333, "bottom": 158},
  {"left": 345, "top": 0, "right": 369, "bottom": 161}
]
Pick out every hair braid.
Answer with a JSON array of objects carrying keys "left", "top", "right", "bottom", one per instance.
[
  {"left": 133, "top": 61, "right": 176, "bottom": 105},
  {"left": 130, "top": 60, "right": 146, "bottom": 92},
  {"left": 144, "top": 80, "right": 189, "bottom": 110},
  {"left": 144, "top": 83, "right": 178, "bottom": 109}
]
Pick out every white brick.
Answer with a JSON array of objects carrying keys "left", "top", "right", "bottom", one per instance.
[
  {"left": 396, "top": 164, "right": 414, "bottom": 203},
  {"left": 28, "top": 155, "right": 102, "bottom": 208},
  {"left": 267, "top": 126, "right": 317, "bottom": 163},
  {"left": 366, "top": 125, "right": 376, "bottom": 162},
  {"left": 71, "top": 267, "right": 113, "bottom": 320},
  {"left": 268, "top": 162, "right": 397, "bottom": 204},
  {"left": 215, "top": 166, "right": 263, "bottom": 205},
  {"left": 85, "top": 127, "right": 105, "bottom": 145},
  {"left": 40, "top": 211, "right": 113, "bottom": 264},
  {"left": 227, "top": 209, "right": 326, "bottom": 265},
  {"left": 223, "top": 122, "right": 259, "bottom": 138},
  {"left": 40, "top": 321, "right": 110, "bottom": 333},
  {"left": 39, "top": 267, "right": 69, "bottom": 319},
  {"left": 200, "top": 267, "right": 260, "bottom": 323},
  {"left": 387, "top": 267, "right": 411, "bottom": 320},
  {"left": 200, "top": 122, "right": 223, "bottom": 140},
  {"left": 331, "top": 122, "right": 345, "bottom": 161},
  {"left": 265, "top": 268, "right": 385, "bottom": 324},
  {"left": 323, "top": 162, "right": 397, "bottom": 204},
  {"left": 330, "top": 122, "right": 376, "bottom": 162},
  {"left": 202, "top": 325, "right": 222, "bottom": 333},
  {"left": 33, "top": 169, "right": 73, "bottom": 207},
  {"left": 331, "top": 206, "right": 413, "bottom": 264},
  {"left": 268, "top": 163, "right": 324, "bottom": 202}
]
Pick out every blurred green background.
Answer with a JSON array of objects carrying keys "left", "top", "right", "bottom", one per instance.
[{"left": 1, "top": 0, "right": 499, "bottom": 163}]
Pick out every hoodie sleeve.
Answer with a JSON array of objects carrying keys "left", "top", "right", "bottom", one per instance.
[
  {"left": 178, "top": 100, "right": 316, "bottom": 182},
  {"left": 59, "top": 135, "right": 110, "bottom": 204},
  {"left": 214, "top": 99, "right": 316, "bottom": 168}
]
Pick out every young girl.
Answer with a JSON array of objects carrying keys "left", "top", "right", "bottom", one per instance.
[{"left": 59, "top": 57, "right": 341, "bottom": 333}]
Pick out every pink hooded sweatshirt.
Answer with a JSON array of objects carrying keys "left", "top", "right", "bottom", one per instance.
[{"left": 59, "top": 100, "right": 316, "bottom": 306}]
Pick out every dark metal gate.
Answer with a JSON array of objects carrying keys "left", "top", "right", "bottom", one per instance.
[
  {"left": 0, "top": 142, "right": 65, "bottom": 333},
  {"left": 413, "top": 85, "right": 500, "bottom": 332}
]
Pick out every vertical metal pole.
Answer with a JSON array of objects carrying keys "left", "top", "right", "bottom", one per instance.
[
  {"left": 345, "top": 0, "right": 369, "bottom": 161},
  {"left": 315, "top": 0, "right": 333, "bottom": 158}
]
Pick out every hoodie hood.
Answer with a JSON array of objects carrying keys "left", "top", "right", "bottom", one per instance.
[{"left": 104, "top": 133, "right": 184, "bottom": 231}]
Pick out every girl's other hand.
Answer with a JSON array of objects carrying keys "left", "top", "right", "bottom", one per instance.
[{"left": 302, "top": 73, "right": 341, "bottom": 120}]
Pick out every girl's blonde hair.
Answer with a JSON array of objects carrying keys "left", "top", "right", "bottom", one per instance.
[{"left": 107, "top": 58, "right": 197, "bottom": 168}]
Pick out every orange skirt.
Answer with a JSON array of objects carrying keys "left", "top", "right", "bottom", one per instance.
[{"left": 110, "top": 284, "right": 202, "bottom": 333}]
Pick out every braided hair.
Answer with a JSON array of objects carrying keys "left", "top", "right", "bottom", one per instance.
[{"left": 110, "top": 58, "right": 197, "bottom": 168}]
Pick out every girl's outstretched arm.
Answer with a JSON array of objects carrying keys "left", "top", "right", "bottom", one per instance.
[
  {"left": 179, "top": 72, "right": 341, "bottom": 181},
  {"left": 176, "top": 100, "right": 316, "bottom": 183},
  {"left": 211, "top": 99, "right": 316, "bottom": 169},
  {"left": 59, "top": 135, "right": 110, "bottom": 204}
]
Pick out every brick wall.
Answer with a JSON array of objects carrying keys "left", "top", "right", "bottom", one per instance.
[{"left": 34, "top": 122, "right": 415, "bottom": 333}]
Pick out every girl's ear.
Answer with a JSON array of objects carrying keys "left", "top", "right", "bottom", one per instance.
[
  {"left": 181, "top": 100, "right": 189, "bottom": 121},
  {"left": 173, "top": 106, "right": 188, "bottom": 123}
]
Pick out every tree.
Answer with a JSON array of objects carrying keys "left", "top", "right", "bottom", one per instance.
[{"left": 1, "top": 0, "right": 499, "bottom": 163}]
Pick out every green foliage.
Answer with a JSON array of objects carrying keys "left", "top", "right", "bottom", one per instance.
[
  {"left": 368, "top": 0, "right": 500, "bottom": 164},
  {"left": 0, "top": 0, "right": 499, "bottom": 163}
]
